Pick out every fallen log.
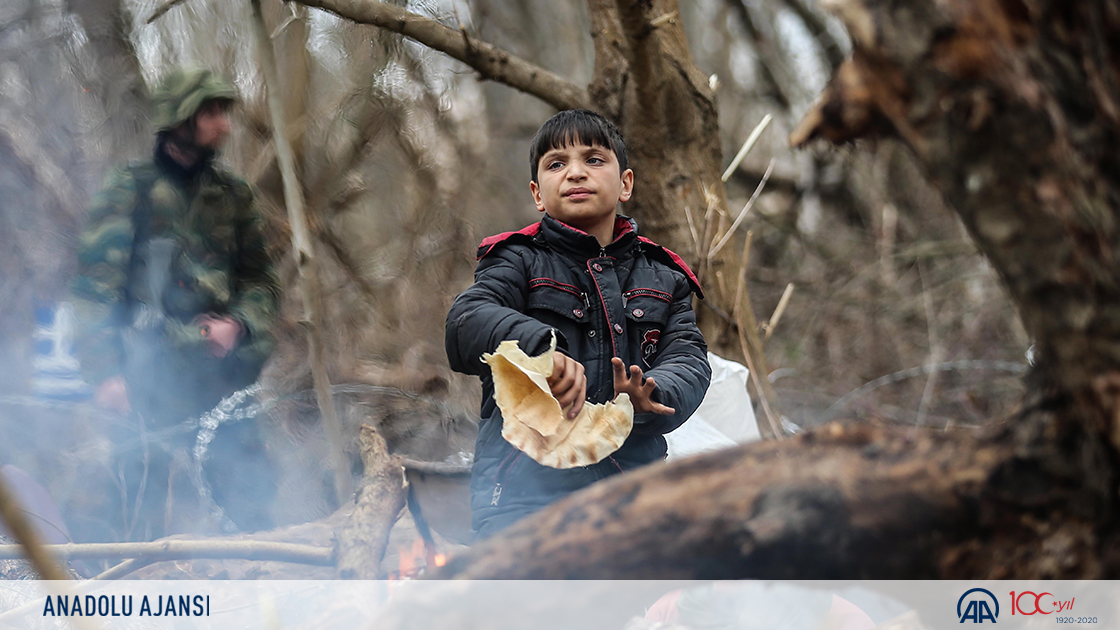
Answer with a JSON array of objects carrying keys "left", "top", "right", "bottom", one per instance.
[{"left": 431, "top": 413, "right": 1104, "bottom": 579}]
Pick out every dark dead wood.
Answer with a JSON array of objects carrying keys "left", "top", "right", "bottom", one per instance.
[{"left": 336, "top": 424, "right": 407, "bottom": 579}]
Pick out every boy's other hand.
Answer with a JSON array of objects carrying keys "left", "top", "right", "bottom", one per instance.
[
  {"left": 548, "top": 351, "right": 587, "bottom": 419},
  {"left": 611, "top": 357, "right": 675, "bottom": 416}
]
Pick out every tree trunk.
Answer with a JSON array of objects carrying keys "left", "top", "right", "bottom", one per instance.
[
  {"left": 432, "top": 0, "right": 1120, "bottom": 579},
  {"left": 65, "top": 0, "right": 148, "bottom": 159},
  {"left": 587, "top": 0, "right": 746, "bottom": 356}
]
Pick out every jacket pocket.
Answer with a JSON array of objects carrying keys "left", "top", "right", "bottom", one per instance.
[
  {"left": 624, "top": 291, "right": 671, "bottom": 368},
  {"left": 528, "top": 278, "right": 590, "bottom": 319},
  {"left": 527, "top": 279, "right": 591, "bottom": 351}
]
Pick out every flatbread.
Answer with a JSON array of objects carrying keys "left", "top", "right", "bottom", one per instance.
[{"left": 483, "top": 335, "right": 634, "bottom": 469}]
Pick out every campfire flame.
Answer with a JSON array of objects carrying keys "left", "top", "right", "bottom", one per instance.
[{"left": 390, "top": 538, "right": 443, "bottom": 579}]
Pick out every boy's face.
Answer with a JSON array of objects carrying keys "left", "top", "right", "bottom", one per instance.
[{"left": 530, "top": 142, "right": 633, "bottom": 233}]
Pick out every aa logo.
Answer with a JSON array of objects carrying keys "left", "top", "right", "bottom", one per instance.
[{"left": 958, "top": 588, "right": 999, "bottom": 623}]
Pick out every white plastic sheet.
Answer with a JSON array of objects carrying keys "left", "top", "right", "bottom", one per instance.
[{"left": 665, "top": 353, "right": 759, "bottom": 459}]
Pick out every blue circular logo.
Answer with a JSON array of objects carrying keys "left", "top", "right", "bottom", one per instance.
[{"left": 958, "top": 588, "right": 1000, "bottom": 623}]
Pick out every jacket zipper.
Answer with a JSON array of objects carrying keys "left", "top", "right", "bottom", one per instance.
[
  {"left": 491, "top": 451, "right": 524, "bottom": 506},
  {"left": 623, "top": 288, "right": 673, "bottom": 303},
  {"left": 607, "top": 455, "right": 624, "bottom": 474}
]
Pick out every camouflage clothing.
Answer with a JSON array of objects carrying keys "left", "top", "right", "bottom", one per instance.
[{"left": 71, "top": 144, "right": 279, "bottom": 417}]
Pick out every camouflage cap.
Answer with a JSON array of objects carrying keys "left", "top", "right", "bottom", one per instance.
[{"left": 151, "top": 68, "right": 237, "bottom": 132}]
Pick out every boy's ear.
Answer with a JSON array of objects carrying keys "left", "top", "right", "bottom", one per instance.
[
  {"left": 529, "top": 180, "right": 546, "bottom": 212},
  {"left": 618, "top": 169, "right": 634, "bottom": 203}
]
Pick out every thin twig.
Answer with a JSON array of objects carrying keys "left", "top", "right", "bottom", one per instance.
[
  {"left": 824, "top": 360, "right": 1028, "bottom": 419},
  {"left": 709, "top": 157, "right": 775, "bottom": 259},
  {"left": 401, "top": 459, "right": 471, "bottom": 475},
  {"left": 146, "top": 0, "right": 191, "bottom": 24},
  {"left": 730, "top": 232, "right": 784, "bottom": 440},
  {"left": 293, "top": 0, "right": 589, "bottom": 111},
  {"left": 0, "top": 540, "right": 336, "bottom": 564},
  {"left": 0, "top": 472, "right": 96, "bottom": 630},
  {"left": 763, "top": 282, "right": 795, "bottom": 343},
  {"left": 250, "top": 0, "right": 353, "bottom": 504},
  {"left": 684, "top": 205, "right": 701, "bottom": 258},
  {"left": 696, "top": 185, "right": 721, "bottom": 287},
  {"left": 722, "top": 114, "right": 773, "bottom": 182},
  {"left": 777, "top": 0, "right": 848, "bottom": 70},
  {"left": 0, "top": 473, "right": 72, "bottom": 580},
  {"left": 915, "top": 263, "right": 941, "bottom": 427},
  {"left": 650, "top": 11, "right": 678, "bottom": 28},
  {"left": 732, "top": 231, "right": 754, "bottom": 327},
  {"left": 92, "top": 557, "right": 155, "bottom": 580}
]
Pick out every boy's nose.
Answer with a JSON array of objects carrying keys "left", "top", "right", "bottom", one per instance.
[{"left": 567, "top": 163, "right": 586, "bottom": 179}]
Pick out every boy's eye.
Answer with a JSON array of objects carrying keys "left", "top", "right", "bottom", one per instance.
[
  {"left": 547, "top": 160, "right": 564, "bottom": 170},
  {"left": 587, "top": 156, "right": 605, "bottom": 165}
]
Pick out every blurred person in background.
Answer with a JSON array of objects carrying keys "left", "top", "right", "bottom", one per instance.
[{"left": 70, "top": 67, "right": 280, "bottom": 541}]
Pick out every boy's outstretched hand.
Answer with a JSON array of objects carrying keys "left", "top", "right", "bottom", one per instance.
[
  {"left": 549, "top": 351, "right": 587, "bottom": 419},
  {"left": 612, "top": 357, "right": 675, "bottom": 415}
]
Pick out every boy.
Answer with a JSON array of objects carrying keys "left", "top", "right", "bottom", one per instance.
[{"left": 446, "top": 109, "right": 711, "bottom": 538}]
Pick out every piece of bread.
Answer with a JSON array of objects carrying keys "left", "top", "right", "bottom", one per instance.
[{"left": 483, "top": 335, "right": 634, "bottom": 469}]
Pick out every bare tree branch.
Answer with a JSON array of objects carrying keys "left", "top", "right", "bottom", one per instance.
[
  {"left": 145, "top": 0, "right": 189, "bottom": 24},
  {"left": 293, "top": 0, "right": 590, "bottom": 111},
  {"left": 726, "top": 0, "right": 803, "bottom": 109},
  {"left": 0, "top": 120, "right": 82, "bottom": 221},
  {"left": 250, "top": 0, "right": 353, "bottom": 505},
  {"left": 777, "top": 0, "right": 847, "bottom": 71}
]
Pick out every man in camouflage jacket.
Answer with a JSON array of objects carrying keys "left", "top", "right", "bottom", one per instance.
[{"left": 70, "top": 68, "right": 279, "bottom": 538}]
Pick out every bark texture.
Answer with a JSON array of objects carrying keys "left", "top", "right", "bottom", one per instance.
[
  {"left": 585, "top": 0, "right": 779, "bottom": 360},
  {"left": 587, "top": 0, "right": 731, "bottom": 306},
  {"left": 793, "top": 1, "right": 1120, "bottom": 446}
]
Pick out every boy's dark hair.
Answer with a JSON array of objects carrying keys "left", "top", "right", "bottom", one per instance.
[{"left": 529, "top": 109, "right": 628, "bottom": 182}]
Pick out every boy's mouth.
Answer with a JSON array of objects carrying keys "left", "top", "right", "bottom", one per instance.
[{"left": 563, "top": 187, "right": 593, "bottom": 199}]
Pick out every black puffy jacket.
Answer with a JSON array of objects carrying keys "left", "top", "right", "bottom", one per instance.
[{"left": 446, "top": 214, "right": 711, "bottom": 537}]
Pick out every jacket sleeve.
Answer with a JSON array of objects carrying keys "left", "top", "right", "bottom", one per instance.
[
  {"left": 446, "top": 245, "right": 556, "bottom": 376},
  {"left": 70, "top": 166, "right": 138, "bottom": 385},
  {"left": 633, "top": 273, "right": 711, "bottom": 434},
  {"left": 227, "top": 182, "right": 280, "bottom": 364}
]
